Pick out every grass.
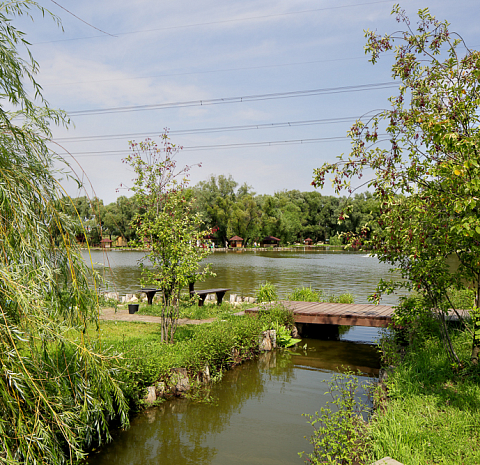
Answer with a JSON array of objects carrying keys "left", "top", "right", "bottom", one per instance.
[
  {"left": 285, "top": 285, "right": 354, "bottom": 304},
  {"left": 80, "top": 304, "right": 296, "bottom": 410},
  {"left": 135, "top": 301, "right": 250, "bottom": 320},
  {"left": 368, "top": 328, "right": 480, "bottom": 464}
]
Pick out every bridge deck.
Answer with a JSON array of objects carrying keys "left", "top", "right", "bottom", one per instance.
[{"left": 245, "top": 301, "right": 395, "bottom": 328}]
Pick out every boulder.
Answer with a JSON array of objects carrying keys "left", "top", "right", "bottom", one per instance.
[
  {"left": 259, "top": 330, "right": 277, "bottom": 351},
  {"left": 229, "top": 294, "right": 237, "bottom": 304},
  {"left": 144, "top": 386, "right": 156, "bottom": 404},
  {"left": 171, "top": 368, "right": 190, "bottom": 394}
]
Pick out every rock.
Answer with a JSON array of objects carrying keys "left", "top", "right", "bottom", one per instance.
[
  {"left": 196, "top": 365, "right": 210, "bottom": 384},
  {"left": 259, "top": 330, "right": 277, "bottom": 351},
  {"left": 144, "top": 386, "right": 156, "bottom": 404},
  {"left": 125, "top": 293, "right": 135, "bottom": 302},
  {"left": 171, "top": 368, "right": 190, "bottom": 394},
  {"left": 104, "top": 292, "right": 119, "bottom": 301},
  {"left": 156, "top": 382, "right": 166, "bottom": 397},
  {"left": 248, "top": 297, "right": 255, "bottom": 303},
  {"left": 236, "top": 296, "right": 243, "bottom": 303},
  {"left": 291, "top": 326, "right": 299, "bottom": 338},
  {"left": 229, "top": 294, "right": 237, "bottom": 304},
  {"left": 119, "top": 296, "right": 126, "bottom": 303}
]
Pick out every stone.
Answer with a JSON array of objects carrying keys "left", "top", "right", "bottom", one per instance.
[
  {"left": 171, "top": 368, "right": 190, "bottom": 394},
  {"left": 248, "top": 297, "right": 255, "bottom": 303},
  {"left": 291, "top": 326, "right": 299, "bottom": 338},
  {"left": 156, "top": 382, "right": 166, "bottom": 397},
  {"left": 259, "top": 330, "right": 277, "bottom": 351},
  {"left": 229, "top": 294, "right": 237, "bottom": 304},
  {"left": 236, "top": 296, "right": 243, "bottom": 303},
  {"left": 144, "top": 386, "right": 156, "bottom": 404}
]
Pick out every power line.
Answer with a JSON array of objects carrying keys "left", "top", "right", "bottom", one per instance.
[
  {"left": 50, "top": 0, "right": 116, "bottom": 37},
  {"left": 58, "top": 135, "right": 375, "bottom": 158},
  {"left": 67, "top": 82, "right": 397, "bottom": 116},
  {"left": 52, "top": 116, "right": 362, "bottom": 143},
  {"left": 33, "top": 1, "right": 393, "bottom": 45}
]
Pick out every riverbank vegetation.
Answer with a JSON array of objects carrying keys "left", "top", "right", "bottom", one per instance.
[
  {"left": 304, "top": 6, "right": 480, "bottom": 463},
  {"left": 66, "top": 185, "right": 380, "bottom": 247},
  {"left": 82, "top": 305, "right": 296, "bottom": 410}
]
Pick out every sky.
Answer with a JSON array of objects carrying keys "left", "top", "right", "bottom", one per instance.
[{"left": 11, "top": 0, "right": 480, "bottom": 204}]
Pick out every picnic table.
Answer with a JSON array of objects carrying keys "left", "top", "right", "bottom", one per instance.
[
  {"left": 190, "top": 288, "right": 231, "bottom": 307},
  {"left": 140, "top": 288, "right": 161, "bottom": 305}
]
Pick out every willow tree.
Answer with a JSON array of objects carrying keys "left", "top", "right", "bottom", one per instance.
[
  {"left": 0, "top": 2, "right": 128, "bottom": 464},
  {"left": 313, "top": 6, "right": 480, "bottom": 364}
]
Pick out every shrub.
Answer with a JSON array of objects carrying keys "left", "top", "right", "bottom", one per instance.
[{"left": 255, "top": 281, "right": 278, "bottom": 302}]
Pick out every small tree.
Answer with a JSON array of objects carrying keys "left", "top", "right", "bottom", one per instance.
[
  {"left": 125, "top": 135, "right": 212, "bottom": 343},
  {"left": 313, "top": 5, "right": 480, "bottom": 364}
]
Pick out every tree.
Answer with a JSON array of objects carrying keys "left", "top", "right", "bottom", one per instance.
[
  {"left": 0, "top": 2, "right": 128, "bottom": 463},
  {"left": 125, "top": 136, "right": 212, "bottom": 343},
  {"left": 313, "top": 5, "right": 480, "bottom": 364}
]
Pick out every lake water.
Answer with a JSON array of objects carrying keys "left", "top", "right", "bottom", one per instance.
[
  {"left": 83, "top": 248, "right": 405, "bottom": 305},
  {"left": 87, "top": 338, "right": 378, "bottom": 465},
  {"left": 85, "top": 249, "right": 402, "bottom": 465}
]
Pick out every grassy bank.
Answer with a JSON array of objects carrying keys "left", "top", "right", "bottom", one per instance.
[
  {"left": 88, "top": 305, "right": 294, "bottom": 410},
  {"left": 368, "top": 327, "right": 480, "bottom": 464}
]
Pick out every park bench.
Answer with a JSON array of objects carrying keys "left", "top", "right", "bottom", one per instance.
[
  {"left": 140, "top": 288, "right": 161, "bottom": 305},
  {"left": 190, "top": 288, "right": 231, "bottom": 307}
]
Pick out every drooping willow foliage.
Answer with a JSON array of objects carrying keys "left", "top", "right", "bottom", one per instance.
[{"left": 0, "top": 2, "right": 129, "bottom": 464}]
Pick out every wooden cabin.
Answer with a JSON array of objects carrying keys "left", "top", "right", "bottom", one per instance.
[
  {"left": 261, "top": 236, "right": 280, "bottom": 247},
  {"left": 229, "top": 235, "right": 243, "bottom": 248},
  {"left": 115, "top": 236, "right": 128, "bottom": 247}
]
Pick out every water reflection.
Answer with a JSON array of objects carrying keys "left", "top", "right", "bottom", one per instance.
[{"left": 88, "top": 339, "right": 378, "bottom": 465}]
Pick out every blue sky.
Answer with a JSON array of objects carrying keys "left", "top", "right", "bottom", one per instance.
[{"left": 14, "top": 0, "right": 480, "bottom": 203}]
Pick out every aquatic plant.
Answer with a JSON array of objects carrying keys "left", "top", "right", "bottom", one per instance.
[{"left": 255, "top": 281, "right": 278, "bottom": 303}]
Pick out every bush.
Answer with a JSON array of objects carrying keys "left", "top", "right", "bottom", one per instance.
[{"left": 255, "top": 281, "right": 278, "bottom": 302}]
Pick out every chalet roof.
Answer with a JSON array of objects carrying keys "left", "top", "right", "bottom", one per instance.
[
  {"left": 304, "top": 238, "right": 313, "bottom": 242},
  {"left": 100, "top": 238, "right": 112, "bottom": 243},
  {"left": 229, "top": 235, "right": 243, "bottom": 241},
  {"left": 263, "top": 236, "right": 280, "bottom": 241}
]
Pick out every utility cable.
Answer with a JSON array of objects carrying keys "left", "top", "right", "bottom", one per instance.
[{"left": 66, "top": 82, "right": 397, "bottom": 116}]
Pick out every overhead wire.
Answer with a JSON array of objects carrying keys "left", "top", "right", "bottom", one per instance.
[
  {"left": 66, "top": 82, "right": 397, "bottom": 116},
  {"left": 52, "top": 116, "right": 362, "bottom": 143},
  {"left": 33, "top": 0, "right": 393, "bottom": 45},
  {"left": 55, "top": 134, "right": 388, "bottom": 158}
]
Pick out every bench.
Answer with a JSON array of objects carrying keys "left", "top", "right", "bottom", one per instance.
[
  {"left": 190, "top": 288, "right": 231, "bottom": 307},
  {"left": 140, "top": 288, "right": 161, "bottom": 305}
]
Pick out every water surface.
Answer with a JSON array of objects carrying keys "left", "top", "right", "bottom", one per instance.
[{"left": 88, "top": 338, "right": 378, "bottom": 465}]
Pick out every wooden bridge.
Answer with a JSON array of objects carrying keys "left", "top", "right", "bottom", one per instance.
[{"left": 245, "top": 301, "right": 395, "bottom": 328}]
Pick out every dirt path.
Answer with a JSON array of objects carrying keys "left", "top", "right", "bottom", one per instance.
[{"left": 99, "top": 307, "right": 244, "bottom": 325}]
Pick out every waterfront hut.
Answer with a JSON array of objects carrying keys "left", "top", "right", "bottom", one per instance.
[
  {"left": 115, "top": 236, "right": 128, "bottom": 247},
  {"left": 100, "top": 238, "right": 112, "bottom": 249},
  {"left": 261, "top": 236, "right": 280, "bottom": 247},
  {"left": 229, "top": 235, "right": 243, "bottom": 248},
  {"left": 304, "top": 238, "right": 313, "bottom": 246}
]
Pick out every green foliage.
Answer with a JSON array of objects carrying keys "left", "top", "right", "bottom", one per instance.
[
  {"left": 286, "top": 286, "right": 322, "bottom": 302},
  {"left": 286, "top": 286, "right": 354, "bottom": 304},
  {"left": 104, "top": 316, "right": 268, "bottom": 407},
  {"left": 124, "top": 135, "right": 213, "bottom": 343},
  {"left": 369, "top": 329, "right": 480, "bottom": 464},
  {"left": 313, "top": 6, "right": 480, "bottom": 363},
  {"left": 300, "top": 371, "right": 370, "bottom": 464},
  {"left": 255, "top": 281, "right": 278, "bottom": 302},
  {"left": 0, "top": 3, "right": 129, "bottom": 463}
]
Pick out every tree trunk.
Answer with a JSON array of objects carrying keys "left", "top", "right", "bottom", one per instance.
[{"left": 472, "top": 277, "right": 480, "bottom": 364}]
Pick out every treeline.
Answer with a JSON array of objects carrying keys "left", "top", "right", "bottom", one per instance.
[{"left": 67, "top": 175, "right": 380, "bottom": 246}]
